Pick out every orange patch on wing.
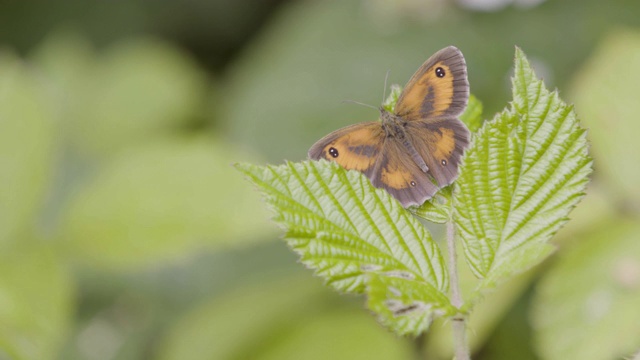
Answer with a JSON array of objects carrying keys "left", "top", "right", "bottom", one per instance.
[
  {"left": 380, "top": 165, "right": 413, "bottom": 189},
  {"left": 432, "top": 127, "right": 456, "bottom": 161},
  {"left": 323, "top": 126, "right": 381, "bottom": 171},
  {"left": 396, "top": 62, "right": 454, "bottom": 118},
  {"left": 427, "top": 64, "right": 454, "bottom": 116}
]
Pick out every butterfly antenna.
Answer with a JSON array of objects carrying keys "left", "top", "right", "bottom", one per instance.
[
  {"left": 342, "top": 99, "right": 378, "bottom": 111},
  {"left": 382, "top": 69, "right": 391, "bottom": 103}
]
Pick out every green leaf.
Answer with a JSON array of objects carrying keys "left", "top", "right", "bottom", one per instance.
[
  {"left": 0, "top": 244, "right": 73, "bottom": 360},
  {"left": 382, "top": 84, "right": 403, "bottom": 113},
  {"left": 60, "top": 137, "right": 273, "bottom": 270},
  {"left": 532, "top": 220, "right": 640, "bottom": 360},
  {"left": 0, "top": 51, "right": 56, "bottom": 246},
  {"left": 411, "top": 186, "right": 452, "bottom": 224},
  {"left": 453, "top": 48, "right": 592, "bottom": 299},
  {"left": 258, "top": 309, "right": 413, "bottom": 360},
  {"left": 237, "top": 160, "right": 454, "bottom": 335},
  {"left": 570, "top": 30, "right": 640, "bottom": 205},
  {"left": 158, "top": 275, "right": 413, "bottom": 360},
  {"left": 459, "top": 94, "right": 483, "bottom": 133},
  {"left": 367, "top": 273, "right": 453, "bottom": 336},
  {"left": 33, "top": 34, "right": 207, "bottom": 158},
  {"left": 157, "top": 275, "right": 327, "bottom": 360}
]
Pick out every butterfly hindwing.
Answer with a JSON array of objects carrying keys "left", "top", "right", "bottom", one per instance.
[
  {"left": 308, "top": 122, "right": 385, "bottom": 176},
  {"left": 405, "top": 118, "right": 470, "bottom": 187},
  {"left": 371, "top": 138, "right": 439, "bottom": 207},
  {"left": 395, "top": 46, "right": 469, "bottom": 121}
]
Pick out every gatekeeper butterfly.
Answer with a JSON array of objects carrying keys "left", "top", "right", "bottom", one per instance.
[{"left": 308, "top": 46, "right": 470, "bottom": 207}]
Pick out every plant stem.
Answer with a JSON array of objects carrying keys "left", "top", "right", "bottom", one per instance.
[{"left": 447, "top": 220, "right": 470, "bottom": 360}]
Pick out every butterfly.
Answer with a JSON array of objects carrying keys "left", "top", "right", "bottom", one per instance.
[{"left": 308, "top": 46, "right": 470, "bottom": 208}]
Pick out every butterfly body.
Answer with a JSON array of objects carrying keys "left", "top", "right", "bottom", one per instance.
[
  {"left": 379, "top": 109, "right": 429, "bottom": 173},
  {"left": 309, "top": 46, "right": 470, "bottom": 207}
]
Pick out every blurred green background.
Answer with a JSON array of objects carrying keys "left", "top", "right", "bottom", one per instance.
[{"left": 1, "top": 0, "right": 639, "bottom": 359}]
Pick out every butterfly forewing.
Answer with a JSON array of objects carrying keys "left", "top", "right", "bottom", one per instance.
[
  {"left": 395, "top": 46, "right": 469, "bottom": 120},
  {"left": 308, "top": 122, "right": 384, "bottom": 177}
]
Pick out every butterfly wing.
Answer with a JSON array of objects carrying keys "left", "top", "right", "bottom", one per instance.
[
  {"left": 308, "top": 122, "right": 385, "bottom": 177},
  {"left": 405, "top": 118, "right": 470, "bottom": 187},
  {"left": 370, "top": 138, "right": 439, "bottom": 207},
  {"left": 395, "top": 46, "right": 469, "bottom": 121},
  {"left": 309, "top": 46, "right": 470, "bottom": 207},
  {"left": 308, "top": 121, "right": 438, "bottom": 207}
]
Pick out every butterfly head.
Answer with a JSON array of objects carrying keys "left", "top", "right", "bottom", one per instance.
[{"left": 379, "top": 107, "right": 397, "bottom": 125}]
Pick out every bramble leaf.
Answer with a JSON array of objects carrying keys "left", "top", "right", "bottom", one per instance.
[
  {"left": 411, "top": 186, "right": 452, "bottom": 224},
  {"left": 237, "top": 160, "right": 455, "bottom": 335},
  {"left": 382, "top": 84, "right": 403, "bottom": 113},
  {"left": 453, "top": 48, "right": 592, "bottom": 302}
]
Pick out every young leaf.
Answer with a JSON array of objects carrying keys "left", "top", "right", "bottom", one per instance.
[
  {"left": 237, "top": 160, "right": 455, "bottom": 335},
  {"left": 382, "top": 84, "right": 403, "bottom": 113},
  {"left": 411, "top": 186, "right": 452, "bottom": 224},
  {"left": 453, "top": 48, "right": 592, "bottom": 300}
]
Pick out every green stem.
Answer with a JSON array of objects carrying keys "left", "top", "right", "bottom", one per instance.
[{"left": 447, "top": 220, "right": 470, "bottom": 360}]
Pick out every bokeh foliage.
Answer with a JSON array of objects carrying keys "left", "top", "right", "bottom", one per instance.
[{"left": 0, "top": 0, "right": 639, "bottom": 359}]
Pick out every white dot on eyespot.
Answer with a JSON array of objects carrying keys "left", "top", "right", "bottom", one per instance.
[{"left": 441, "top": 159, "right": 447, "bottom": 166}]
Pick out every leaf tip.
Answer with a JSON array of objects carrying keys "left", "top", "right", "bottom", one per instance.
[
  {"left": 512, "top": 45, "right": 535, "bottom": 77},
  {"left": 233, "top": 161, "right": 254, "bottom": 176}
]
